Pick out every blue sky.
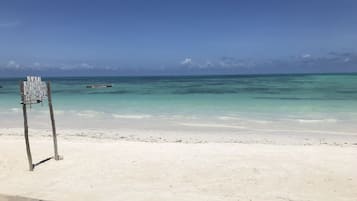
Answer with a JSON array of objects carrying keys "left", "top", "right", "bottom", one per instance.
[{"left": 1, "top": 0, "right": 357, "bottom": 76}]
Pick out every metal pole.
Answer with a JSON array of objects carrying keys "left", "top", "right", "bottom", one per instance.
[
  {"left": 47, "top": 81, "right": 60, "bottom": 160},
  {"left": 20, "top": 81, "right": 34, "bottom": 171}
]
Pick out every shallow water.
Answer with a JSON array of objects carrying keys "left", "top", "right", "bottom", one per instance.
[{"left": 1, "top": 74, "right": 357, "bottom": 134}]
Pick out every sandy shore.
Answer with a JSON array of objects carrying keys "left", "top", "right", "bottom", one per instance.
[{"left": 0, "top": 135, "right": 356, "bottom": 201}]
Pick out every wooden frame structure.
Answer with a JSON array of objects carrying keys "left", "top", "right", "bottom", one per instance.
[{"left": 20, "top": 76, "right": 61, "bottom": 171}]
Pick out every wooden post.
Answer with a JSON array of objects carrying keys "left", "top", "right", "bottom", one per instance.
[
  {"left": 20, "top": 81, "right": 34, "bottom": 171},
  {"left": 47, "top": 82, "right": 60, "bottom": 160}
]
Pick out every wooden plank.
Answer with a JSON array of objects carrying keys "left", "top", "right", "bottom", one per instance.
[
  {"left": 46, "top": 82, "right": 60, "bottom": 160},
  {"left": 20, "top": 81, "right": 34, "bottom": 171}
]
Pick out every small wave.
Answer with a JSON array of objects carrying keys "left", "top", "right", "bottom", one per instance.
[
  {"left": 179, "top": 122, "right": 246, "bottom": 129},
  {"left": 254, "top": 97, "right": 346, "bottom": 101},
  {"left": 54, "top": 110, "right": 65, "bottom": 115},
  {"left": 163, "top": 115, "right": 198, "bottom": 120},
  {"left": 218, "top": 116, "right": 241, "bottom": 120},
  {"left": 218, "top": 116, "right": 272, "bottom": 124},
  {"left": 37, "top": 110, "right": 65, "bottom": 115},
  {"left": 10, "top": 108, "right": 20, "bottom": 112},
  {"left": 112, "top": 114, "right": 152, "bottom": 119},
  {"left": 76, "top": 110, "right": 103, "bottom": 118},
  {"left": 173, "top": 89, "right": 238, "bottom": 94},
  {"left": 297, "top": 118, "right": 338, "bottom": 123},
  {"left": 249, "top": 120, "right": 272, "bottom": 124}
]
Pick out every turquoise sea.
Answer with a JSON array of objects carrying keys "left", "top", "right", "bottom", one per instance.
[{"left": 1, "top": 73, "right": 357, "bottom": 134}]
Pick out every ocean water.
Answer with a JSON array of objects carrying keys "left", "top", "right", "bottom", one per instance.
[{"left": 1, "top": 74, "right": 357, "bottom": 134}]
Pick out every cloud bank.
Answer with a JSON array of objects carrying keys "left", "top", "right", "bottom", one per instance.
[{"left": 1, "top": 51, "right": 357, "bottom": 77}]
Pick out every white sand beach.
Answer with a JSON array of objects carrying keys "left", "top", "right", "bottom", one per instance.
[
  {"left": 2, "top": 0, "right": 357, "bottom": 200},
  {"left": 0, "top": 133, "right": 356, "bottom": 201}
]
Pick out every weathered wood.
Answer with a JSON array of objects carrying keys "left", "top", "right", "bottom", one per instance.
[
  {"left": 47, "top": 82, "right": 60, "bottom": 160},
  {"left": 20, "top": 81, "right": 34, "bottom": 171}
]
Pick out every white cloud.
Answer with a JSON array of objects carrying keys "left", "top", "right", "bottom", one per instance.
[
  {"left": 80, "top": 63, "right": 93, "bottom": 69},
  {"left": 179, "top": 57, "right": 257, "bottom": 69},
  {"left": 203, "top": 60, "right": 213, "bottom": 68},
  {"left": 218, "top": 57, "right": 256, "bottom": 68},
  {"left": 55, "top": 62, "right": 95, "bottom": 70},
  {"left": 302, "top": 54, "right": 311, "bottom": 58},
  {"left": 7, "top": 60, "right": 20, "bottom": 68},
  {"left": 0, "top": 21, "right": 20, "bottom": 28},
  {"left": 33, "top": 62, "right": 41, "bottom": 67},
  {"left": 104, "top": 66, "right": 117, "bottom": 70},
  {"left": 181, "top": 58, "right": 192, "bottom": 65}
]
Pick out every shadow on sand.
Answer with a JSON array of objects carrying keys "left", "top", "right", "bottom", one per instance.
[{"left": 0, "top": 194, "right": 48, "bottom": 201}]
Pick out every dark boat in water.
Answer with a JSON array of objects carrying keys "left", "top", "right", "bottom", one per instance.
[{"left": 86, "top": 84, "right": 112, "bottom": 89}]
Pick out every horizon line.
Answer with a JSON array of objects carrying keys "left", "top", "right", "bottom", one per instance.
[{"left": 1, "top": 71, "right": 357, "bottom": 79}]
